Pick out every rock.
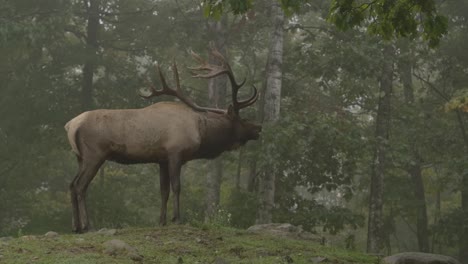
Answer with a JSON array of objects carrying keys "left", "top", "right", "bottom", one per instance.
[
  {"left": 283, "top": 255, "right": 294, "bottom": 263},
  {"left": 214, "top": 257, "right": 229, "bottom": 264},
  {"left": 0, "top": 237, "right": 13, "bottom": 242},
  {"left": 248, "top": 223, "right": 299, "bottom": 233},
  {"left": 247, "top": 223, "right": 321, "bottom": 242},
  {"left": 103, "top": 239, "right": 143, "bottom": 261},
  {"left": 129, "top": 253, "right": 143, "bottom": 262},
  {"left": 383, "top": 252, "right": 461, "bottom": 264},
  {"left": 195, "top": 237, "right": 207, "bottom": 245},
  {"left": 311, "top": 256, "right": 328, "bottom": 263},
  {"left": 20, "top": 235, "right": 36, "bottom": 241},
  {"left": 44, "top": 231, "right": 59, "bottom": 238},
  {"left": 0, "top": 236, "right": 12, "bottom": 246},
  {"left": 97, "top": 228, "right": 117, "bottom": 236},
  {"left": 103, "top": 239, "right": 134, "bottom": 254}
]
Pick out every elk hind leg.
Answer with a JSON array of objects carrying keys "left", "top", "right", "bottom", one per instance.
[
  {"left": 159, "top": 162, "right": 170, "bottom": 226},
  {"left": 71, "top": 158, "right": 104, "bottom": 233},
  {"left": 70, "top": 157, "right": 84, "bottom": 233}
]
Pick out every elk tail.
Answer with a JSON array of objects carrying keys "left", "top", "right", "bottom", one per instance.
[{"left": 64, "top": 118, "right": 82, "bottom": 157}]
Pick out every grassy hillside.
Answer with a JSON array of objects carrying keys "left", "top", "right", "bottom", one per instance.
[{"left": 0, "top": 225, "right": 377, "bottom": 263}]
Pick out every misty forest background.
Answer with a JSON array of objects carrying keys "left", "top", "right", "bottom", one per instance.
[{"left": 1, "top": 0, "right": 468, "bottom": 261}]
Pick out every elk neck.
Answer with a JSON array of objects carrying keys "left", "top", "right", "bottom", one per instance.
[{"left": 195, "top": 112, "right": 237, "bottom": 159}]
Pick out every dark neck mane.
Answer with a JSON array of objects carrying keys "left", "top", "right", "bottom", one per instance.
[{"left": 195, "top": 112, "right": 236, "bottom": 159}]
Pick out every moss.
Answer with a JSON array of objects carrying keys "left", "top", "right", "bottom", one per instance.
[{"left": 0, "top": 225, "right": 377, "bottom": 264}]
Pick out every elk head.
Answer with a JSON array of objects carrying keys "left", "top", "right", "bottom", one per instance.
[{"left": 141, "top": 48, "right": 262, "bottom": 147}]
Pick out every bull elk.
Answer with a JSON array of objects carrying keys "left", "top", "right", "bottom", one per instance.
[{"left": 65, "top": 50, "right": 261, "bottom": 233}]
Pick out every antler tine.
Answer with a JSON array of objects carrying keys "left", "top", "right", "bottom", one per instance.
[
  {"left": 157, "top": 64, "right": 176, "bottom": 95},
  {"left": 189, "top": 50, "right": 207, "bottom": 69},
  {"left": 237, "top": 85, "right": 259, "bottom": 109},
  {"left": 172, "top": 60, "right": 181, "bottom": 92},
  {"left": 139, "top": 64, "right": 175, "bottom": 99},
  {"left": 188, "top": 48, "right": 258, "bottom": 115},
  {"left": 210, "top": 49, "right": 227, "bottom": 66},
  {"left": 141, "top": 60, "right": 226, "bottom": 114},
  {"left": 139, "top": 79, "right": 157, "bottom": 99},
  {"left": 188, "top": 50, "right": 227, "bottom": 79}
]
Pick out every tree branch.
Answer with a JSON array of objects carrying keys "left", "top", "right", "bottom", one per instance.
[{"left": 413, "top": 72, "right": 450, "bottom": 102}]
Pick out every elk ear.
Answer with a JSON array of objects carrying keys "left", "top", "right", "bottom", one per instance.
[{"left": 227, "top": 105, "right": 236, "bottom": 118}]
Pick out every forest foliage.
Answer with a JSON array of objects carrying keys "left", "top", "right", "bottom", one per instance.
[{"left": 1, "top": 0, "right": 467, "bottom": 261}]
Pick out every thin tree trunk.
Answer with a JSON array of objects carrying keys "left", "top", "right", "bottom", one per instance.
[
  {"left": 432, "top": 186, "right": 441, "bottom": 253},
  {"left": 256, "top": 1, "right": 284, "bottom": 224},
  {"left": 204, "top": 20, "right": 227, "bottom": 222},
  {"left": 456, "top": 110, "right": 468, "bottom": 262},
  {"left": 81, "top": 0, "right": 100, "bottom": 111},
  {"left": 461, "top": 181, "right": 468, "bottom": 263},
  {"left": 205, "top": 160, "right": 223, "bottom": 222},
  {"left": 247, "top": 160, "right": 257, "bottom": 192},
  {"left": 246, "top": 49, "right": 263, "bottom": 193},
  {"left": 414, "top": 73, "right": 468, "bottom": 259},
  {"left": 367, "top": 44, "right": 393, "bottom": 254},
  {"left": 408, "top": 160, "right": 430, "bottom": 252},
  {"left": 399, "top": 40, "right": 430, "bottom": 252},
  {"left": 236, "top": 148, "right": 243, "bottom": 190},
  {"left": 246, "top": 73, "right": 265, "bottom": 193}
]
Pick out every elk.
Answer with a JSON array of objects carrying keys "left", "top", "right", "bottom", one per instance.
[{"left": 65, "top": 50, "right": 261, "bottom": 233}]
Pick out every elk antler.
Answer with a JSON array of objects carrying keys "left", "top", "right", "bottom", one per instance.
[
  {"left": 140, "top": 62, "right": 226, "bottom": 114},
  {"left": 189, "top": 49, "right": 258, "bottom": 115}
]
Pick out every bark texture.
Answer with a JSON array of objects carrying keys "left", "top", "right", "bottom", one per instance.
[
  {"left": 399, "top": 41, "right": 430, "bottom": 252},
  {"left": 461, "top": 172, "right": 468, "bottom": 263},
  {"left": 256, "top": 1, "right": 284, "bottom": 224},
  {"left": 81, "top": 0, "right": 100, "bottom": 111},
  {"left": 204, "top": 20, "right": 227, "bottom": 222},
  {"left": 457, "top": 110, "right": 468, "bottom": 262},
  {"left": 367, "top": 44, "right": 393, "bottom": 253}
]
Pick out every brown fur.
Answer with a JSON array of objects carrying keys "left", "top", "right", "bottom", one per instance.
[{"left": 65, "top": 101, "right": 261, "bottom": 233}]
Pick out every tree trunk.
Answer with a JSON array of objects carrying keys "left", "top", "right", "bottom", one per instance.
[
  {"left": 81, "top": 0, "right": 100, "bottom": 111},
  {"left": 256, "top": 1, "right": 284, "bottom": 224},
  {"left": 456, "top": 110, "right": 468, "bottom": 262},
  {"left": 247, "top": 160, "right": 257, "bottom": 192},
  {"left": 432, "top": 185, "right": 441, "bottom": 252},
  {"left": 399, "top": 40, "right": 430, "bottom": 252},
  {"left": 246, "top": 49, "right": 263, "bottom": 193},
  {"left": 367, "top": 44, "right": 393, "bottom": 254},
  {"left": 460, "top": 171, "right": 468, "bottom": 263},
  {"left": 408, "top": 160, "right": 430, "bottom": 252},
  {"left": 235, "top": 148, "right": 243, "bottom": 190},
  {"left": 204, "top": 20, "right": 227, "bottom": 222}
]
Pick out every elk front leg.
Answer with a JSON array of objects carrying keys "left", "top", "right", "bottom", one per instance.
[
  {"left": 159, "top": 163, "right": 170, "bottom": 226},
  {"left": 168, "top": 155, "right": 182, "bottom": 223}
]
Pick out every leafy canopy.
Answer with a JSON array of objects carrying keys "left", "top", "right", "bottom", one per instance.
[
  {"left": 202, "top": 0, "right": 448, "bottom": 46},
  {"left": 328, "top": 0, "right": 448, "bottom": 46}
]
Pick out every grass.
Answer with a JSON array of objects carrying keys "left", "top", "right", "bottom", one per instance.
[{"left": 0, "top": 224, "right": 378, "bottom": 263}]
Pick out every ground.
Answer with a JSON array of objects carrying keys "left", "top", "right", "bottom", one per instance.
[{"left": 0, "top": 224, "right": 378, "bottom": 263}]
